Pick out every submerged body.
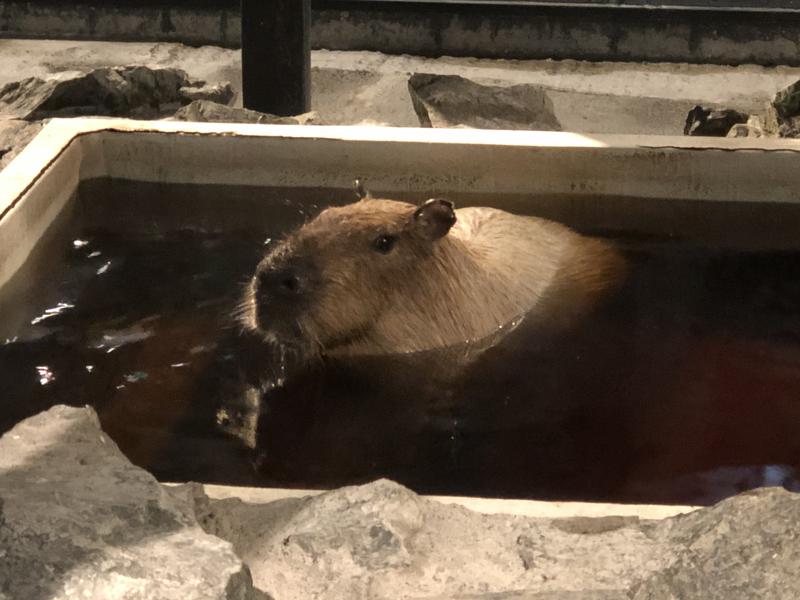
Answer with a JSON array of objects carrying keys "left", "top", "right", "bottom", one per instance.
[{"left": 243, "top": 196, "right": 625, "bottom": 359}]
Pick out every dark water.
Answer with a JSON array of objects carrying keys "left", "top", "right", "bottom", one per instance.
[{"left": 2, "top": 179, "right": 800, "bottom": 505}]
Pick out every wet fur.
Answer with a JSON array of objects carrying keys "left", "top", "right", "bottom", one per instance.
[{"left": 243, "top": 198, "right": 626, "bottom": 357}]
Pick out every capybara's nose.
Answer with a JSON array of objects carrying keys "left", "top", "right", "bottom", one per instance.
[
  {"left": 278, "top": 272, "right": 301, "bottom": 295},
  {"left": 258, "top": 266, "right": 305, "bottom": 298}
]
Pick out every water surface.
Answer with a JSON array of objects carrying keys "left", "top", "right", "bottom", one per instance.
[{"left": 1, "top": 179, "right": 799, "bottom": 505}]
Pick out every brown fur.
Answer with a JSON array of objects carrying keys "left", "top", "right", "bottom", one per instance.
[{"left": 243, "top": 198, "right": 626, "bottom": 357}]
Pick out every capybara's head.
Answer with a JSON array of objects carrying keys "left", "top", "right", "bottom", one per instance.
[{"left": 246, "top": 197, "right": 457, "bottom": 356}]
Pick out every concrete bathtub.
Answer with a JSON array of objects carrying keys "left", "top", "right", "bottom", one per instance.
[{"left": 3, "top": 117, "right": 800, "bottom": 513}]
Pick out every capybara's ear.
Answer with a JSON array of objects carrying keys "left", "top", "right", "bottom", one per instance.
[
  {"left": 353, "top": 178, "right": 371, "bottom": 200},
  {"left": 412, "top": 198, "right": 457, "bottom": 240}
]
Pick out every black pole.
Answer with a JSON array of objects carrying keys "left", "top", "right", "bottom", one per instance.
[{"left": 241, "top": 0, "right": 311, "bottom": 116}]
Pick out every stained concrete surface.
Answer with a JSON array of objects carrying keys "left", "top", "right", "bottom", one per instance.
[
  {"left": 5, "top": 2, "right": 800, "bottom": 66},
  {"left": 2, "top": 39, "right": 800, "bottom": 139}
]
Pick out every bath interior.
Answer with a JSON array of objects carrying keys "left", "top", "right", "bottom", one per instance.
[{"left": 2, "top": 176, "right": 800, "bottom": 506}]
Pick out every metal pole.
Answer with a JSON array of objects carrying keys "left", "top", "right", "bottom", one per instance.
[{"left": 241, "top": 0, "right": 311, "bottom": 116}]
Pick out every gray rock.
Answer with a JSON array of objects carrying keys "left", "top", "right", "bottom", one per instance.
[
  {"left": 0, "top": 66, "right": 208, "bottom": 120},
  {"left": 631, "top": 487, "right": 800, "bottom": 599},
  {"left": 741, "top": 81, "right": 800, "bottom": 139},
  {"left": 727, "top": 116, "right": 766, "bottom": 138},
  {"left": 407, "top": 73, "right": 561, "bottom": 131},
  {"left": 726, "top": 125, "right": 756, "bottom": 138},
  {"left": 0, "top": 405, "right": 268, "bottom": 600},
  {"left": 778, "top": 115, "right": 800, "bottom": 138},
  {"left": 427, "top": 592, "right": 623, "bottom": 600},
  {"left": 772, "top": 79, "right": 800, "bottom": 122},
  {"left": 191, "top": 479, "right": 800, "bottom": 600},
  {"left": 195, "top": 479, "right": 659, "bottom": 600},
  {"left": 765, "top": 81, "right": 800, "bottom": 138},
  {"left": 683, "top": 105, "right": 748, "bottom": 136},
  {"left": 763, "top": 102, "right": 782, "bottom": 136},
  {"left": 0, "top": 119, "right": 44, "bottom": 170},
  {"left": 179, "top": 82, "right": 236, "bottom": 106},
  {"left": 724, "top": 98, "right": 800, "bottom": 139},
  {"left": 170, "top": 100, "right": 319, "bottom": 125}
]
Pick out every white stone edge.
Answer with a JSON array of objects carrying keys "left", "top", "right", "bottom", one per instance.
[
  {"left": 4, "top": 116, "right": 800, "bottom": 221},
  {"left": 176, "top": 482, "right": 699, "bottom": 520}
]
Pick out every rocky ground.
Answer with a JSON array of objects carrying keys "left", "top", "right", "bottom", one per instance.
[
  {"left": 0, "top": 406, "right": 264, "bottom": 600},
  {"left": 1, "top": 405, "right": 799, "bottom": 600},
  {"left": 3, "top": 38, "right": 800, "bottom": 172}
]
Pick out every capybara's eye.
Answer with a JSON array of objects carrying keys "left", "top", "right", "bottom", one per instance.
[{"left": 373, "top": 234, "right": 397, "bottom": 254}]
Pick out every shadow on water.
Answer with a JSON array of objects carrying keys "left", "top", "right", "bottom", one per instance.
[{"left": 2, "top": 181, "right": 800, "bottom": 505}]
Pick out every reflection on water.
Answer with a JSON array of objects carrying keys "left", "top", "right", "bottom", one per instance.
[{"left": 1, "top": 185, "right": 800, "bottom": 505}]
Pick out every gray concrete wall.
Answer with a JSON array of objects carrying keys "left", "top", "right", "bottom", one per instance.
[{"left": 3, "top": 1, "right": 800, "bottom": 65}]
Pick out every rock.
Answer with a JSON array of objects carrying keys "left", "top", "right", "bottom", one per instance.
[
  {"left": 190, "top": 479, "right": 800, "bottom": 600},
  {"left": 763, "top": 102, "right": 782, "bottom": 136},
  {"left": 778, "top": 115, "right": 800, "bottom": 138},
  {"left": 631, "top": 487, "right": 800, "bottom": 599},
  {"left": 0, "top": 75, "right": 67, "bottom": 119},
  {"left": 732, "top": 101, "right": 800, "bottom": 139},
  {"left": 736, "top": 80, "right": 800, "bottom": 139},
  {"left": 195, "top": 479, "right": 662, "bottom": 600},
  {"left": 727, "top": 115, "right": 767, "bottom": 138},
  {"left": 407, "top": 73, "right": 561, "bottom": 131},
  {"left": 170, "top": 100, "right": 319, "bottom": 125},
  {"left": 425, "top": 593, "right": 622, "bottom": 600},
  {"left": 0, "top": 405, "right": 268, "bottom": 600},
  {"left": 772, "top": 79, "right": 800, "bottom": 121},
  {"left": 759, "top": 80, "right": 800, "bottom": 138},
  {"left": 0, "top": 66, "right": 225, "bottom": 120},
  {"left": 683, "top": 105, "right": 748, "bottom": 136},
  {"left": 727, "top": 123, "right": 755, "bottom": 138},
  {"left": 0, "top": 119, "right": 44, "bottom": 170},
  {"left": 179, "top": 82, "right": 236, "bottom": 106}
]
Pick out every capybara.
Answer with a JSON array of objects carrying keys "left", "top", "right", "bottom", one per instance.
[{"left": 242, "top": 191, "right": 625, "bottom": 360}]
